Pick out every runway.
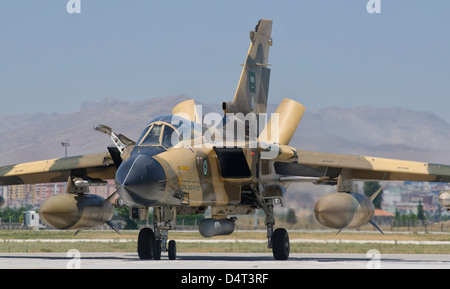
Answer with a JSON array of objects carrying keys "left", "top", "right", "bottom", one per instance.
[{"left": 1, "top": 252, "right": 449, "bottom": 269}]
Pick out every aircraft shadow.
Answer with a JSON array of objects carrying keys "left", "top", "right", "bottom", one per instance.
[{"left": 2, "top": 253, "right": 448, "bottom": 267}]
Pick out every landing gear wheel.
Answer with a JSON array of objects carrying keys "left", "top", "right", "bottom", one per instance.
[
  {"left": 168, "top": 240, "right": 177, "bottom": 260},
  {"left": 272, "top": 228, "right": 290, "bottom": 260},
  {"left": 138, "top": 228, "right": 155, "bottom": 260},
  {"left": 153, "top": 239, "right": 162, "bottom": 260}
]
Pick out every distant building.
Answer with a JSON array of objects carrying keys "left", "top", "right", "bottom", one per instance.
[
  {"left": 383, "top": 181, "right": 448, "bottom": 217},
  {"left": 373, "top": 209, "right": 394, "bottom": 226},
  {"left": 22, "top": 211, "right": 41, "bottom": 229},
  {"left": 1, "top": 179, "right": 116, "bottom": 208}
]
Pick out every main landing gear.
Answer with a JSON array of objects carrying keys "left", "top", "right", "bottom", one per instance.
[
  {"left": 258, "top": 196, "right": 290, "bottom": 260},
  {"left": 271, "top": 228, "right": 290, "bottom": 260},
  {"left": 137, "top": 207, "right": 177, "bottom": 260},
  {"left": 136, "top": 203, "right": 290, "bottom": 261}
]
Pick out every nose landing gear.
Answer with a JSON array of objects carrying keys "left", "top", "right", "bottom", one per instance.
[
  {"left": 137, "top": 227, "right": 177, "bottom": 260},
  {"left": 136, "top": 202, "right": 290, "bottom": 261},
  {"left": 137, "top": 206, "right": 177, "bottom": 260}
]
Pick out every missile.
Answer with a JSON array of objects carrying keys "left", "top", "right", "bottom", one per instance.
[
  {"left": 314, "top": 191, "right": 383, "bottom": 233},
  {"left": 39, "top": 193, "right": 117, "bottom": 232},
  {"left": 439, "top": 190, "right": 450, "bottom": 208}
]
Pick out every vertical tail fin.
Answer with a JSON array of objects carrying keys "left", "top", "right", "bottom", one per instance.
[{"left": 222, "top": 19, "right": 273, "bottom": 115}]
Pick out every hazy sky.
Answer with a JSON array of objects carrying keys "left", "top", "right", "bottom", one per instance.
[{"left": 1, "top": 1, "right": 450, "bottom": 121}]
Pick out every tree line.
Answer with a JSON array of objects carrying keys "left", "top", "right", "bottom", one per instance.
[{"left": 0, "top": 206, "right": 31, "bottom": 223}]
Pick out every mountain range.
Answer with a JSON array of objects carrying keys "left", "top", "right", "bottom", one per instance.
[{"left": 2, "top": 95, "right": 450, "bottom": 166}]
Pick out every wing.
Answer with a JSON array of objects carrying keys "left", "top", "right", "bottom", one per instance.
[
  {"left": 274, "top": 149, "right": 450, "bottom": 184},
  {"left": 0, "top": 153, "right": 115, "bottom": 186}
]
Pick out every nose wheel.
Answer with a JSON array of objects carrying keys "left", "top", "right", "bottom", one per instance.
[
  {"left": 138, "top": 227, "right": 177, "bottom": 260},
  {"left": 137, "top": 227, "right": 155, "bottom": 260},
  {"left": 168, "top": 240, "right": 177, "bottom": 260},
  {"left": 137, "top": 207, "right": 177, "bottom": 260}
]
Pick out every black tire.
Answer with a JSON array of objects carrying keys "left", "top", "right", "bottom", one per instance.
[
  {"left": 168, "top": 240, "right": 177, "bottom": 260},
  {"left": 153, "top": 239, "right": 161, "bottom": 260},
  {"left": 138, "top": 228, "right": 154, "bottom": 260},
  {"left": 272, "top": 228, "right": 290, "bottom": 260}
]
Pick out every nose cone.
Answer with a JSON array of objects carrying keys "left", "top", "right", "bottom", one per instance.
[
  {"left": 439, "top": 191, "right": 450, "bottom": 208},
  {"left": 116, "top": 154, "right": 167, "bottom": 207}
]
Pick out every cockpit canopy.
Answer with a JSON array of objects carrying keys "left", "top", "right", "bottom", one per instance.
[{"left": 136, "top": 115, "right": 203, "bottom": 148}]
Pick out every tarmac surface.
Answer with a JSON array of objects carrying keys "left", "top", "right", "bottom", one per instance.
[{"left": 1, "top": 252, "right": 449, "bottom": 269}]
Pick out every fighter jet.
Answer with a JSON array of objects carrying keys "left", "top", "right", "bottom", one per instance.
[{"left": 2, "top": 19, "right": 450, "bottom": 261}]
